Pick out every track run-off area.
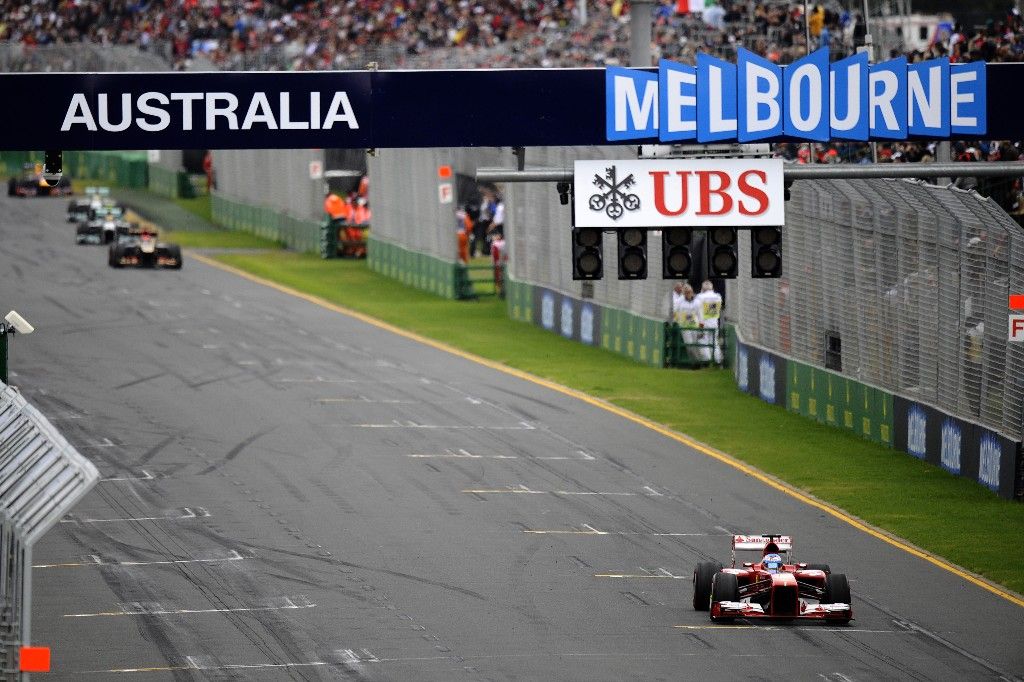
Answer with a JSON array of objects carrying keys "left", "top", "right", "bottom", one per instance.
[{"left": 4, "top": 194, "right": 1023, "bottom": 681}]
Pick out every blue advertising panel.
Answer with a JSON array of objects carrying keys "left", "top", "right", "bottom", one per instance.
[
  {"left": 695, "top": 53, "right": 738, "bottom": 143},
  {"left": 783, "top": 47, "right": 830, "bottom": 141},
  {"left": 658, "top": 59, "right": 698, "bottom": 142},
  {"left": 606, "top": 66, "right": 659, "bottom": 141},
  {"left": 829, "top": 51, "right": 870, "bottom": 141},
  {"left": 950, "top": 61, "right": 987, "bottom": 136},
  {"left": 908, "top": 57, "right": 950, "bottom": 137},
  {"left": 736, "top": 48, "right": 784, "bottom": 142},
  {"left": 869, "top": 56, "right": 908, "bottom": 139}
]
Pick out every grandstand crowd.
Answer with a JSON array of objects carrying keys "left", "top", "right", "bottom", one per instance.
[{"left": 3, "top": 1, "right": 1024, "bottom": 71}]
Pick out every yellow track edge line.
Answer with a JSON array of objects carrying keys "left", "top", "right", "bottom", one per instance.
[{"left": 189, "top": 251, "right": 1024, "bottom": 610}]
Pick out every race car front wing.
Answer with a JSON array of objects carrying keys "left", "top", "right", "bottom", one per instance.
[{"left": 711, "top": 600, "right": 852, "bottom": 621}]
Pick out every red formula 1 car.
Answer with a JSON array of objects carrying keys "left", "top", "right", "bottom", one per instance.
[{"left": 692, "top": 534, "right": 852, "bottom": 623}]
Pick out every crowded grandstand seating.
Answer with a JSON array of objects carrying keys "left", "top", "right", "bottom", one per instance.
[{"left": 3, "top": 1, "right": 1023, "bottom": 72}]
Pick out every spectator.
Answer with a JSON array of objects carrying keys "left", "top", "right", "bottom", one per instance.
[
  {"left": 695, "top": 280, "right": 724, "bottom": 364},
  {"left": 488, "top": 192, "right": 505, "bottom": 243},
  {"left": 490, "top": 228, "right": 507, "bottom": 298},
  {"left": 472, "top": 189, "right": 493, "bottom": 258},
  {"left": 673, "top": 282, "right": 704, "bottom": 362}
]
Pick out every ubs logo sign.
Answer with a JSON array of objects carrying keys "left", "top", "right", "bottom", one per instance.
[
  {"left": 940, "top": 418, "right": 962, "bottom": 475},
  {"left": 588, "top": 166, "right": 640, "bottom": 220}
]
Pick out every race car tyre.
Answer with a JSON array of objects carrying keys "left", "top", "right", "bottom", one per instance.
[
  {"left": 109, "top": 245, "right": 124, "bottom": 268},
  {"left": 709, "top": 572, "right": 739, "bottom": 623},
  {"left": 805, "top": 564, "right": 831, "bottom": 574},
  {"left": 168, "top": 245, "right": 183, "bottom": 269},
  {"left": 824, "top": 573, "right": 851, "bottom": 605},
  {"left": 7, "top": 178, "right": 15, "bottom": 197},
  {"left": 692, "top": 561, "right": 722, "bottom": 611}
]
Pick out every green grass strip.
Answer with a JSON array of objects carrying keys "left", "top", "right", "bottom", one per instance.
[
  {"left": 214, "top": 251, "right": 1024, "bottom": 596},
  {"left": 166, "top": 229, "right": 283, "bottom": 250}
]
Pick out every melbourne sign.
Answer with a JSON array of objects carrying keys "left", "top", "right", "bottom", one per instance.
[
  {"left": 607, "top": 47, "right": 986, "bottom": 143},
  {"left": 573, "top": 158, "right": 784, "bottom": 228}
]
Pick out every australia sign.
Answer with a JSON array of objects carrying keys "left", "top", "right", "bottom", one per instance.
[{"left": 607, "top": 47, "right": 986, "bottom": 143}]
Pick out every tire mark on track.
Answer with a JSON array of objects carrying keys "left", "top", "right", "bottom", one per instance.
[
  {"left": 242, "top": 540, "right": 487, "bottom": 602},
  {"left": 196, "top": 428, "right": 275, "bottom": 475},
  {"left": 132, "top": 435, "right": 181, "bottom": 467},
  {"left": 259, "top": 460, "right": 310, "bottom": 504}
]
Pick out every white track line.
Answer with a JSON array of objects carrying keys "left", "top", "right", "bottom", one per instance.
[
  {"left": 99, "top": 470, "right": 155, "bottom": 482},
  {"left": 34, "top": 550, "right": 249, "bottom": 569},
  {"left": 60, "top": 507, "right": 209, "bottom": 524},
  {"left": 65, "top": 596, "right": 313, "bottom": 618}
]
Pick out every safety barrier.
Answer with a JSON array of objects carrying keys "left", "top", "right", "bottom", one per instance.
[
  {"left": 0, "top": 382, "right": 99, "bottom": 677},
  {"left": 368, "top": 237, "right": 459, "bottom": 300},
  {"left": 664, "top": 323, "right": 730, "bottom": 369},
  {"left": 506, "top": 278, "right": 664, "bottom": 368},
  {"left": 733, "top": 334, "right": 1023, "bottom": 500},
  {"left": 211, "top": 193, "right": 317, "bottom": 253},
  {"left": 147, "top": 164, "right": 196, "bottom": 200}
]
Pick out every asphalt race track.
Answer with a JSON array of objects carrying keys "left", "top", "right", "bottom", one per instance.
[{"left": 3, "top": 194, "right": 1023, "bottom": 681}]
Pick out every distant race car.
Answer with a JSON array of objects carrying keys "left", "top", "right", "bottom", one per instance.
[
  {"left": 7, "top": 163, "right": 73, "bottom": 197},
  {"left": 76, "top": 204, "right": 130, "bottom": 244},
  {"left": 108, "top": 226, "right": 183, "bottom": 269},
  {"left": 68, "top": 187, "right": 112, "bottom": 222},
  {"left": 693, "top": 534, "right": 852, "bottom": 623},
  {"left": 67, "top": 197, "right": 92, "bottom": 223}
]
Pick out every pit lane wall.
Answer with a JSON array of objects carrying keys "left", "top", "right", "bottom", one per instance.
[
  {"left": 368, "top": 236, "right": 459, "bottom": 300},
  {"left": 211, "top": 193, "right": 320, "bottom": 253},
  {"left": 734, "top": 334, "right": 1023, "bottom": 500}
]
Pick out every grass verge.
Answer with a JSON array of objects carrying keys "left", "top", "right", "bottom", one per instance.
[
  {"left": 166, "top": 230, "right": 283, "bottom": 250},
  {"left": 214, "top": 251, "right": 1024, "bottom": 595},
  {"left": 174, "top": 194, "right": 213, "bottom": 224}
]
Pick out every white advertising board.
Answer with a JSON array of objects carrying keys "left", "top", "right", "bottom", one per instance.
[{"left": 573, "top": 158, "right": 785, "bottom": 228}]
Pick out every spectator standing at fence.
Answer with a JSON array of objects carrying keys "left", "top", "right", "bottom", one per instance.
[
  {"left": 203, "top": 150, "right": 215, "bottom": 192},
  {"left": 472, "top": 190, "right": 494, "bottom": 257},
  {"left": 674, "top": 283, "right": 703, "bottom": 362},
  {"left": 696, "top": 280, "right": 724, "bottom": 365},
  {"left": 670, "top": 281, "right": 686, "bottom": 319},
  {"left": 489, "top": 193, "right": 505, "bottom": 243},
  {"left": 491, "top": 229, "right": 507, "bottom": 298}
]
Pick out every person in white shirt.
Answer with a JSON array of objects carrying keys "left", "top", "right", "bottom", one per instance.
[
  {"left": 673, "top": 283, "right": 703, "bottom": 362},
  {"left": 695, "top": 280, "right": 724, "bottom": 364}
]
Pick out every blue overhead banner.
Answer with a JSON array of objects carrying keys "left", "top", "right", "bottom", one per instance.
[
  {"left": 609, "top": 52, "right": 988, "bottom": 143},
  {"left": 0, "top": 60, "right": 1011, "bottom": 150}
]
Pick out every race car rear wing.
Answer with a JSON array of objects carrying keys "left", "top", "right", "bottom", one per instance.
[
  {"left": 733, "top": 535, "right": 793, "bottom": 552},
  {"left": 732, "top": 534, "right": 792, "bottom": 565}
]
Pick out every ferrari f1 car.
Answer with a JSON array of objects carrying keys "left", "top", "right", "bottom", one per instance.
[
  {"left": 692, "top": 534, "right": 852, "bottom": 623},
  {"left": 76, "top": 204, "right": 130, "bottom": 244},
  {"left": 108, "top": 227, "right": 183, "bottom": 269},
  {"left": 7, "top": 163, "right": 73, "bottom": 197}
]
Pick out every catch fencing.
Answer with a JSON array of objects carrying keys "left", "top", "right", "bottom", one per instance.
[
  {"left": 0, "top": 383, "right": 98, "bottom": 677},
  {"left": 735, "top": 178, "right": 1024, "bottom": 445}
]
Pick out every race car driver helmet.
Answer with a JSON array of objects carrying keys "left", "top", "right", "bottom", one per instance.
[{"left": 762, "top": 553, "right": 784, "bottom": 573}]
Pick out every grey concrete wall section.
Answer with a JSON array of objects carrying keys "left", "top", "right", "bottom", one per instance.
[
  {"left": 152, "top": 149, "right": 183, "bottom": 171},
  {"left": 367, "top": 147, "right": 492, "bottom": 261},
  {"left": 213, "top": 149, "right": 324, "bottom": 222}
]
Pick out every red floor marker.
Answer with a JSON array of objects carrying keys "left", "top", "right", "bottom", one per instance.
[{"left": 19, "top": 646, "right": 50, "bottom": 673}]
